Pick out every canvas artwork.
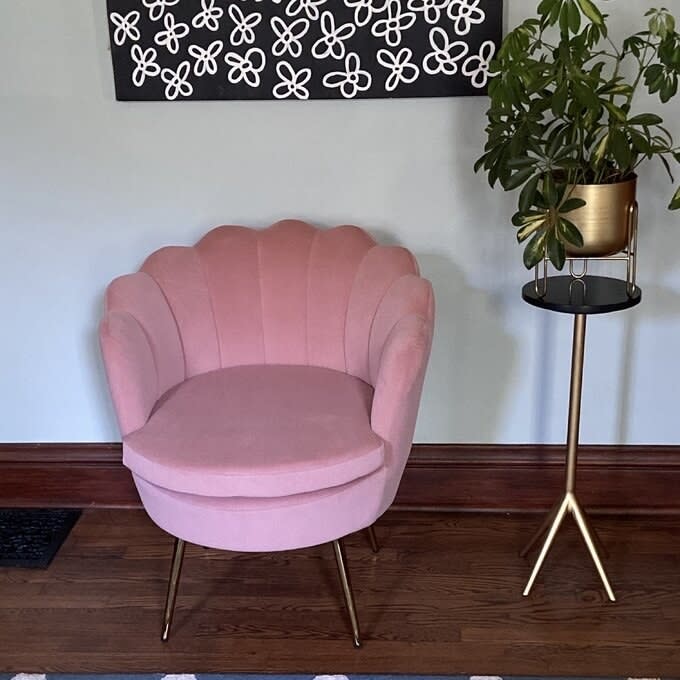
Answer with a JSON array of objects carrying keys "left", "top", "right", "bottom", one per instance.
[{"left": 106, "top": 0, "right": 503, "bottom": 101}]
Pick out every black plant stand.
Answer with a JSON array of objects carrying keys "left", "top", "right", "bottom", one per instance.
[{"left": 520, "top": 275, "right": 641, "bottom": 601}]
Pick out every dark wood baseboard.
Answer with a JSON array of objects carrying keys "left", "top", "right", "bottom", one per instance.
[
  {"left": 0, "top": 444, "right": 138, "bottom": 509},
  {"left": 1, "top": 443, "right": 679, "bottom": 513}
]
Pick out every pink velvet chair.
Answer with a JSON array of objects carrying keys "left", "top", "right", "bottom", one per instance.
[{"left": 99, "top": 220, "right": 434, "bottom": 646}]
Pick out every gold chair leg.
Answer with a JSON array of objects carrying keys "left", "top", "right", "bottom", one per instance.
[
  {"left": 161, "top": 538, "right": 185, "bottom": 641},
  {"left": 366, "top": 524, "right": 380, "bottom": 553},
  {"left": 332, "top": 539, "right": 361, "bottom": 648}
]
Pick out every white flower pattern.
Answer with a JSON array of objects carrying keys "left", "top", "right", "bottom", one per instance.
[
  {"left": 447, "top": 0, "right": 485, "bottom": 36},
  {"left": 130, "top": 44, "right": 161, "bottom": 86},
  {"left": 371, "top": 0, "right": 416, "bottom": 47},
  {"left": 322, "top": 52, "right": 372, "bottom": 98},
  {"left": 343, "top": 0, "right": 387, "bottom": 27},
  {"left": 286, "top": 0, "right": 327, "bottom": 21},
  {"left": 376, "top": 46, "right": 419, "bottom": 91},
  {"left": 160, "top": 60, "right": 193, "bottom": 99},
  {"left": 312, "top": 11, "right": 356, "bottom": 60},
  {"left": 270, "top": 16, "right": 309, "bottom": 57},
  {"left": 462, "top": 39, "right": 496, "bottom": 88},
  {"left": 407, "top": 0, "right": 448, "bottom": 24},
  {"left": 154, "top": 13, "right": 189, "bottom": 54},
  {"left": 273, "top": 61, "right": 312, "bottom": 98},
  {"left": 142, "top": 0, "right": 179, "bottom": 22},
  {"left": 108, "top": 1, "right": 499, "bottom": 100},
  {"left": 188, "top": 40, "right": 224, "bottom": 76},
  {"left": 224, "top": 47, "right": 267, "bottom": 86},
  {"left": 228, "top": 4, "right": 262, "bottom": 46},
  {"left": 422, "top": 26, "right": 468, "bottom": 75},
  {"left": 192, "top": 0, "right": 224, "bottom": 31},
  {"left": 110, "top": 11, "right": 141, "bottom": 46}
]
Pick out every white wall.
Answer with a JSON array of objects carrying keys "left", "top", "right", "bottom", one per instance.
[{"left": 0, "top": 0, "right": 678, "bottom": 444}]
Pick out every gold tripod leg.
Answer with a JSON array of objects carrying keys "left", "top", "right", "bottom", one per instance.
[
  {"left": 332, "top": 539, "right": 361, "bottom": 648},
  {"left": 577, "top": 504, "right": 609, "bottom": 559},
  {"left": 161, "top": 537, "right": 185, "bottom": 641},
  {"left": 570, "top": 498, "right": 616, "bottom": 601},
  {"left": 522, "top": 314, "right": 616, "bottom": 600},
  {"left": 520, "top": 499, "right": 562, "bottom": 558},
  {"left": 366, "top": 524, "right": 380, "bottom": 554},
  {"left": 523, "top": 494, "right": 570, "bottom": 596}
]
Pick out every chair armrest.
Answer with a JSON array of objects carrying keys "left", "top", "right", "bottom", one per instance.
[
  {"left": 99, "top": 272, "right": 185, "bottom": 437},
  {"left": 371, "top": 312, "right": 433, "bottom": 453},
  {"left": 369, "top": 276, "right": 434, "bottom": 508},
  {"left": 99, "top": 310, "right": 160, "bottom": 437}
]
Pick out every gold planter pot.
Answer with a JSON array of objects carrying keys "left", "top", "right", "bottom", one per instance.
[{"left": 564, "top": 175, "right": 637, "bottom": 257}]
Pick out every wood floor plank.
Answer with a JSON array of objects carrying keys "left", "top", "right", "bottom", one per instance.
[{"left": 0, "top": 509, "right": 679, "bottom": 675}]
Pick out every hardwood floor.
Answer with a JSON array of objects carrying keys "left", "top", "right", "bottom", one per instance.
[{"left": 0, "top": 509, "right": 679, "bottom": 675}]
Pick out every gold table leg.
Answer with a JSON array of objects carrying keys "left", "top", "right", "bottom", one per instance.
[
  {"left": 523, "top": 313, "right": 615, "bottom": 602},
  {"left": 520, "top": 498, "right": 561, "bottom": 558}
]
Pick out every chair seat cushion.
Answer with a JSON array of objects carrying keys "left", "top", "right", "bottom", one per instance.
[{"left": 123, "top": 365, "right": 385, "bottom": 498}]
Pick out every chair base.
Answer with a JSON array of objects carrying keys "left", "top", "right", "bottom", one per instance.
[{"left": 160, "top": 526, "right": 377, "bottom": 646}]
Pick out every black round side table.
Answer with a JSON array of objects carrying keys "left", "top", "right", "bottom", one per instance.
[{"left": 520, "top": 275, "right": 641, "bottom": 601}]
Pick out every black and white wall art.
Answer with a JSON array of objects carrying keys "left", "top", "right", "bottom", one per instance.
[{"left": 106, "top": 0, "right": 503, "bottom": 101}]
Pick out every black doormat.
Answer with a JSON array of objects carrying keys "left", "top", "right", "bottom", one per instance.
[{"left": 0, "top": 508, "right": 81, "bottom": 568}]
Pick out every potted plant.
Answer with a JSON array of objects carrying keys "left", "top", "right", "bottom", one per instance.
[{"left": 475, "top": 0, "right": 680, "bottom": 270}]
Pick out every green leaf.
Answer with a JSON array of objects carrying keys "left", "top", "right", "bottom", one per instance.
[
  {"left": 628, "top": 113, "right": 664, "bottom": 126},
  {"left": 660, "top": 78, "right": 676, "bottom": 103},
  {"left": 557, "top": 217, "right": 585, "bottom": 247},
  {"left": 560, "top": 197, "right": 587, "bottom": 212},
  {"left": 573, "top": 80, "right": 601, "bottom": 110},
  {"left": 519, "top": 174, "right": 541, "bottom": 213},
  {"left": 644, "top": 64, "right": 666, "bottom": 94},
  {"left": 517, "top": 216, "right": 547, "bottom": 243},
  {"left": 534, "top": 190, "right": 548, "bottom": 210},
  {"left": 665, "top": 13, "right": 676, "bottom": 35},
  {"left": 547, "top": 129, "right": 565, "bottom": 159},
  {"left": 555, "top": 142, "right": 581, "bottom": 160},
  {"left": 669, "top": 185, "right": 680, "bottom": 210},
  {"left": 552, "top": 81, "right": 569, "bottom": 117},
  {"left": 557, "top": 158, "right": 583, "bottom": 170},
  {"left": 507, "top": 156, "right": 538, "bottom": 169},
  {"left": 559, "top": 2, "right": 570, "bottom": 34},
  {"left": 538, "top": 0, "right": 560, "bottom": 16},
  {"left": 603, "top": 101, "right": 627, "bottom": 122},
  {"left": 598, "top": 82, "right": 633, "bottom": 96},
  {"left": 658, "top": 152, "right": 675, "bottom": 183},
  {"left": 543, "top": 173, "right": 558, "bottom": 205},
  {"left": 548, "top": 0, "right": 562, "bottom": 25},
  {"left": 610, "top": 128, "right": 632, "bottom": 170},
  {"left": 592, "top": 132, "right": 609, "bottom": 165},
  {"left": 504, "top": 166, "right": 537, "bottom": 191},
  {"left": 576, "top": 0, "right": 604, "bottom": 25},
  {"left": 629, "top": 130, "right": 653, "bottom": 156},
  {"left": 547, "top": 230, "right": 566, "bottom": 270},
  {"left": 568, "top": 0, "right": 581, "bottom": 33},
  {"left": 523, "top": 229, "right": 548, "bottom": 269}
]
